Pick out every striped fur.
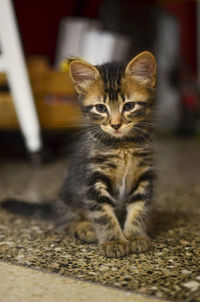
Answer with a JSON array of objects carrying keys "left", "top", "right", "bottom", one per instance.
[
  {"left": 2, "top": 52, "right": 156, "bottom": 258},
  {"left": 60, "top": 51, "right": 156, "bottom": 257}
]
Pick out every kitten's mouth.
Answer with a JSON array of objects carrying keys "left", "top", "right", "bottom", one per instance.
[
  {"left": 113, "top": 130, "right": 122, "bottom": 135},
  {"left": 101, "top": 125, "right": 128, "bottom": 137}
]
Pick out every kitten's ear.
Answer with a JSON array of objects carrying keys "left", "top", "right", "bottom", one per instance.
[
  {"left": 69, "top": 60, "right": 100, "bottom": 93},
  {"left": 125, "top": 51, "right": 156, "bottom": 87}
]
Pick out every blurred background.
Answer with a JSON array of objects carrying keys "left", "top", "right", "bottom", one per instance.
[
  {"left": 0, "top": 0, "right": 200, "bottom": 161},
  {"left": 1, "top": 2, "right": 200, "bottom": 299}
]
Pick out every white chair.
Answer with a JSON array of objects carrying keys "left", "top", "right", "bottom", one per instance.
[{"left": 0, "top": 0, "right": 42, "bottom": 153}]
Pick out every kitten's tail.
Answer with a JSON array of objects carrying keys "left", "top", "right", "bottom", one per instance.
[{"left": 1, "top": 199, "right": 55, "bottom": 220}]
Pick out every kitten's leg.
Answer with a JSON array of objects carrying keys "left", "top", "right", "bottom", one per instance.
[
  {"left": 89, "top": 204, "right": 130, "bottom": 257},
  {"left": 124, "top": 201, "right": 150, "bottom": 253},
  {"left": 54, "top": 201, "right": 97, "bottom": 243},
  {"left": 68, "top": 220, "right": 97, "bottom": 243},
  {"left": 123, "top": 172, "right": 153, "bottom": 253},
  {"left": 85, "top": 172, "right": 129, "bottom": 258}
]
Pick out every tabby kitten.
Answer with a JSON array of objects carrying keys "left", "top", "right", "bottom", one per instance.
[
  {"left": 59, "top": 51, "right": 156, "bottom": 258},
  {"left": 3, "top": 51, "right": 156, "bottom": 258}
]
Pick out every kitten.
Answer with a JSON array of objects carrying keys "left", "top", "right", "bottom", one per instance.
[{"left": 2, "top": 51, "right": 156, "bottom": 258}]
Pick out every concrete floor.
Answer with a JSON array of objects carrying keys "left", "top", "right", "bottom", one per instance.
[
  {"left": 0, "top": 138, "right": 200, "bottom": 301},
  {"left": 0, "top": 262, "right": 165, "bottom": 302}
]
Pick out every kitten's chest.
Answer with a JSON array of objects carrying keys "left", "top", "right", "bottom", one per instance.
[{"left": 112, "top": 148, "right": 137, "bottom": 199}]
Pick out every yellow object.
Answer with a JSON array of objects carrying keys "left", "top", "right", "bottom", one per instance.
[
  {"left": 60, "top": 60, "right": 70, "bottom": 72},
  {"left": 60, "top": 57, "right": 83, "bottom": 73}
]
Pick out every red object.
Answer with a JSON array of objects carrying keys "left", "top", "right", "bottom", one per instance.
[
  {"left": 164, "top": 2, "right": 197, "bottom": 77},
  {"left": 182, "top": 92, "right": 198, "bottom": 110}
]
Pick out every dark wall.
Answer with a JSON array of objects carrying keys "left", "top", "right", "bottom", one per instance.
[
  {"left": 165, "top": 2, "right": 197, "bottom": 76},
  {"left": 13, "top": 0, "right": 102, "bottom": 63},
  {"left": 13, "top": 0, "right": 197, "bottom": 74}
]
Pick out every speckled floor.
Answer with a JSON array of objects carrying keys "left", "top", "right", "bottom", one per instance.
[{"left": 0, "top": 138, "right": 200, "bottom": 301}]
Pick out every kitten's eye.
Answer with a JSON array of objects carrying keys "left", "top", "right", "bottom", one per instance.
[
  {"left": 95, "top": 104, "right": 107, "bottom": 113},
  {"left": 123, "top": 102, "right": 135, "bottom": 111}
]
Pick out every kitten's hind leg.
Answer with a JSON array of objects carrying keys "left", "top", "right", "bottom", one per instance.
[
  {"left": 52, "top": 201, "right": 95, "bottom": 243},
  {"left": 68, "top": 220, "right": 97, "bottom": 243},
  {"left": 53, "top": 200, "right": 97, "bottom": 243}
]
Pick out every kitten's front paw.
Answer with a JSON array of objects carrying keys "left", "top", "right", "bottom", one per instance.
[
  {"left": 129, "top": 235, "right": 150, "bottom": 253},
  {"left": 100, "top": 240, "right": 130, "bottom": 258}
]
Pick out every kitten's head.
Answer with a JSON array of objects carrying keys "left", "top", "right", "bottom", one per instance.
[{"left": 68, "top": 51, "right": 156, "bottom": 142}]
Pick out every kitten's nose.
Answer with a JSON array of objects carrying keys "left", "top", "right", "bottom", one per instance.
[{"left": 111, "top": 123, "right": 121, "bottom": 130}]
